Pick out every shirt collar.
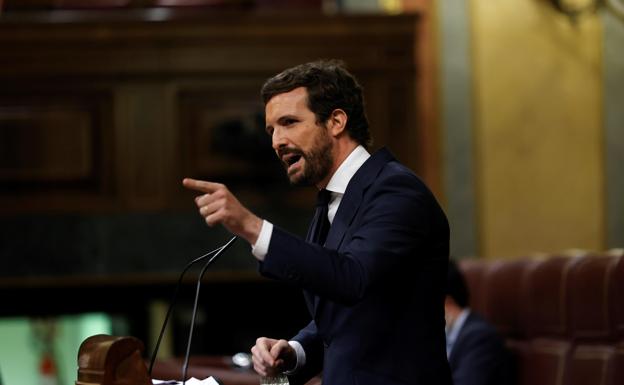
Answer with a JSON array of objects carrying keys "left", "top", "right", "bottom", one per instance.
[
  {"left": 325, "top": 145, "right": 370, "bottom": 195},
  {"left": 446, "top": 308, "right": 470, "bottom": 343}
]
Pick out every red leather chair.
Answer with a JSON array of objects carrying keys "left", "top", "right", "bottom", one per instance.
[
  {"left": 567, "top": 345, "right": 615, "bottom": 385},
  {"left": 565, "top": 254, "right": 621, "bottom": 385},
  {"left": 611, "top": 253, "right": 624, "bottom": 340},
  {"left": 457, "top": 258, "right": 490, "bottom": 316},
  {"left": 567, "top": 254, "right": 619, "bottom": 342},
  {"left": 454, "top": 253, "right": 623, "bottom": 385},
  {"left": 613, "top": 342, "right": 624, "bottom": 385},
  {"left": 514, "top": 256, "right": 580, "bottom": 385},
  {"left": 515, "top": 338, "right": 571, "bottom": 385},
  {"left": 523, "top": 256, "right": 580, "bottom": 339},
  {"left": 481, "top": 258, "right": 531, "bottom": 338}
]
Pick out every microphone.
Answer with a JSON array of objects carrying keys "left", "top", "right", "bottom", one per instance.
[
  {"left": 148, "top": 236, "right": 238, "bottom": 379},
  {"left": 182, "top": 236, "right": 238, "bottom": 384}
]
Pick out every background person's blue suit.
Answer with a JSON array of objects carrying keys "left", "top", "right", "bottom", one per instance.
[
  {"left": 445, "top": 260, "right": 510, "bottom": 385},
  {"left": 260, "top": 148, "right": 452, "bottom": 385},
  {"left": 447, "top": 311, "right": 510, "bottom": 385}
]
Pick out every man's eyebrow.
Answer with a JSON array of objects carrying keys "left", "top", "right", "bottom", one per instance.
[
  {"left": 265, "top": 114, "right": 298, "bottom": 133},
  {"left": 277, "top": 115, "right": 298, "bottom": 124}
]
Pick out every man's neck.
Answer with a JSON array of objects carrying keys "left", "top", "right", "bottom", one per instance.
[{"left": 316, "top": 140, "right": 359, "bottom": 189}]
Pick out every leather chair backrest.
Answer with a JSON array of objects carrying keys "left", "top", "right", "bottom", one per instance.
[
  {"left": 458, "top": 258, "right": 489, "bottom": 316},
  {"left": 482, "top": 259, "right": 531, "bottom": 338},
  {"left": 567, "top": 255, "right": 619, "bottom": 342},
  {"left": 523, "top": 256, "right": 580, "bottom": 338}
]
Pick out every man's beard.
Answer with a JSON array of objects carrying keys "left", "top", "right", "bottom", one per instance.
[{"left": 282, "top": 129, "right": 333, "bottom": 186}]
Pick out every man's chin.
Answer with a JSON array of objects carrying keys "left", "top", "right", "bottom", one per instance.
[
  {"left": 287, "top": 170, "right": 313, "bottom": 187},
  {"left": 287, "top": 174, "right": 309, "bottom": 186}
]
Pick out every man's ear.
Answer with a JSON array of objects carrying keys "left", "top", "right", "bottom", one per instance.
[{"left": 327, "top": 109, "right": 348, "bottom": 137}]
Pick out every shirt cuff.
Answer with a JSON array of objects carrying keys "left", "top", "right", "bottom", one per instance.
[
  {"left": 251, "top": 220, "right": 273, "bottom": 261},
  {"left": 283, "top": 340, "right": 306, "bottom": 374}
]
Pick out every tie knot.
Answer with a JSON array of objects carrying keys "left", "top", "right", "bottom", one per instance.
[{"left": 316, "top": 189, "right": 331, "bottom": 207}]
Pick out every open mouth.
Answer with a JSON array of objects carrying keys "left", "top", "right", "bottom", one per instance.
[
  {"left": 285, "top": 154, "right": 301, "bottom": 166},
  {"left": 281, "top": 152, "right": 303, "bottom": 172}
]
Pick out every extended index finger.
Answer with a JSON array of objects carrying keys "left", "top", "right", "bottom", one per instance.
[{"left": 182, "top": 178, "right": 219, "bottom": 193}]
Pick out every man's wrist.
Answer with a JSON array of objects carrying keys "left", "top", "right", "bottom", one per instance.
[
  {"left": 283, "top": 340, "right": 306, "bottom": 374},
  {"left": 251, "top": 220, "right": 273, "bottom": 261}
]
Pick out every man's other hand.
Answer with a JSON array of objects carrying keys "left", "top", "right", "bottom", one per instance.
[{"left": 251, "top": 337, "right": 297, "bottom": 377}]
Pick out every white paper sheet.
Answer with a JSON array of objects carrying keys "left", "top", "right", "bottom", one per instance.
[{"left": 152, "top": 376, "right": 220, "bottom": 385}]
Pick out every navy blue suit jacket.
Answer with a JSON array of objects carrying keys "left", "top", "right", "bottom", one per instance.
[
  {"left": 448, "top": 312, "right": 510, "bottom": 385},
  {"left": 260, "top": 148, "right": 451, "bottom": 385}
]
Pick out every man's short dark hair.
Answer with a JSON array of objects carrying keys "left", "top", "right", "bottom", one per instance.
[
  {"left": 261, "top": 59, "right": 372, "bottom": 148},
  {"left": 447, "top": 260, "right": 470, "bottom": 308}
]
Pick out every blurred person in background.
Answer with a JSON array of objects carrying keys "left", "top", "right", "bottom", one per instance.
[{"left": 445, "top": 260, "right": 511, "bottom": 385}]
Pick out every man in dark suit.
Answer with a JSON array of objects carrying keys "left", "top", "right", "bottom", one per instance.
[
  {"left": 183, "top": 60, "right": 451, "bottom": 385},
  {"left": 445, "top": 260, "right": 510, "bottom": 385}
]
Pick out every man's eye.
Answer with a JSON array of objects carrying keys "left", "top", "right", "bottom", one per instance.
[{"left": 284, "top": 119, "right": 297, "bottom": 126}]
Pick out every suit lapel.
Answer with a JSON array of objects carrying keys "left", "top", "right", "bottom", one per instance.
[{"left": 324, "top": 148, "right": 394, "bottom": 250}]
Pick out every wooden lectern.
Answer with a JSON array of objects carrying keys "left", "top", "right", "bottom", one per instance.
[{"left": 76, "top": 334, "right": 152, "bottom": 385}]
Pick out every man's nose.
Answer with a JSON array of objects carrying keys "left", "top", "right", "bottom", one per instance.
[{"left": 271, "top": 128, "right": 287, "bottom": 151}]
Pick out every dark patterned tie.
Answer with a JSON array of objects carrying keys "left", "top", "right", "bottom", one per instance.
[{"left": 308, "top": 189, "right": 331, "bottom": 245}]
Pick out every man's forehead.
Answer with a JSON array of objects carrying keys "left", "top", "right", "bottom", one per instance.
[{"left": 265, "top": 87, "right": 309, "bottom": 118}]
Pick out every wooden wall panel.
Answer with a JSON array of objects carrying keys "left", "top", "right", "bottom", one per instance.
[
  {"left": 177, "top": 81, "right": 275, "bottom": 183},
  {"left": 0, "top": 89, "right": 116, "bottom": 211},
  {"left": 0, "top": 11, "right": 429, "bottom": 215},
  {"left": 0, "top": 105, "right": 93, "bottom": 181}
]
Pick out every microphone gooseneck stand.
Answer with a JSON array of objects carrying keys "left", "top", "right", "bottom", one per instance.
[
  {"left": 147, "top": 236, "right": 238, "bottom": 383},
  {"left": 182, "top": 236, "right": 238, "bottom": 384}
]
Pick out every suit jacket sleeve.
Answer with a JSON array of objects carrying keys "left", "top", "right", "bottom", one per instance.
[
  {"left": 259, "top": 170, "right": 440, "bottom": 305},
  {"left": 287, "top": 321, "right": 324, "bottom": 385}
]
